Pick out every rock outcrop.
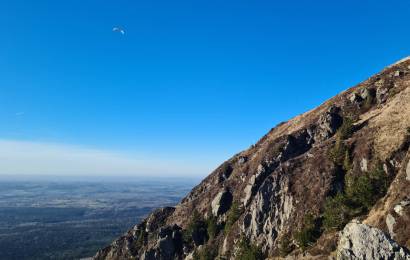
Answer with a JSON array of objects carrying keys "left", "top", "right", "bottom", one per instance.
[
  {"left": 407, "top": 160, "right": 410, "bottom": 181},
  {"left": 211, "top": 189, "right": 233, "bottom": 216},
  {"left": 336, "top": 221, "right": 410, "bottom": 260},
  {"left": 95, "top": 57, "right": 410, "bottom": 260}
]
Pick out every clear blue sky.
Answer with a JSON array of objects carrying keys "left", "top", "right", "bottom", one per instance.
[{"left": 1, "top": 0, "right": 410, "bottom": 177}]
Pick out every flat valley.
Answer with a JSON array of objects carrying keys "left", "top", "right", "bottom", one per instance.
[{"left": 0, "top": 177, "right": 197, "bottom": 260}]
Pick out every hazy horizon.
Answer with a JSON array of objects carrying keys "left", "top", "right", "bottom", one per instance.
[
  {"left": 0, "top": 139, "right": 213, "bottom": 178},
  {"left": 0, "top": 172, "right": 203, "bottom": 182}
]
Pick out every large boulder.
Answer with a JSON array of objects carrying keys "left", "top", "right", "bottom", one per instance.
[{"left": 336, "top": 221, "right": 410, "bottom": 260}]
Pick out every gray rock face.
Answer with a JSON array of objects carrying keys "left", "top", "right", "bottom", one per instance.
[
  {"left": 146, "top": 207, "right": 176, "bottom": 233},
  {"left": 360, "top": 88, "right": 371, "bottom": 100},
  {"left": 242, "top": 175, "right": 256, "bottom": 206},
  {"left": 141, "top": 225, "right": 183, "bottom": 260},
  {"left": 350, "top": 93, "right": 363, "bottom": 104},
  {"left": 94, "top": 207, "right": 177, "bottom": 260},
  {"left": 242, "top": 172, "right": 293, "bottom": 252},
  {"left": 238, "top": 156, "right": 248, "bottom": 165},
  {"left": 386, "top": 214, "right": 397, "bottom": 238},
  {"left": 376, "top": 86, "right": 390, "bottom": 104},
  {"left": 242, "top": 162, "right": 277, "bottom": 207},
  {"left": 406, "top": 160, "right": 410, "bottom": 181},
  {"left": 279, "top": 130, "right": 314, "bottom": 161},
  {"left": 157, "top": 228, "right": 176, "bottom": 259},
  {"left": 314, "top": 106, "right": 343, "bottom": 142},
  {"left": 349, "top": 88, "right": 378, "bottom": 106},
  {"left": 337, "top": 221, "right": 410, "bottom": 260},
  {"left": 217, "top": 163, "right": 233, "bottom": 183},
  {"left": 394, "top": 70, "right": 405, "bottom": 77},
  {"left": 211, "top": 189, "right": 233, "bottom": 216}
]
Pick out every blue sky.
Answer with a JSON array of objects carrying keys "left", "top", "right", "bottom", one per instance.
[{"left": 1, "top": 0, "right": 410, "bottom": 177}]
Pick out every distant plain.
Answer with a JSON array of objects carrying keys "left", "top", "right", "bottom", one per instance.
[{"left": 0, "top": 176, "right": 197, "bottom": 260}]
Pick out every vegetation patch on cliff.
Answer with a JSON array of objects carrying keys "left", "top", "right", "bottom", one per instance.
[
  {"left": 324, "top": 162, "right": 391, "bottom": 231},
  {"left": 236, "top": 237, "right": 264, "bottom": 260}
]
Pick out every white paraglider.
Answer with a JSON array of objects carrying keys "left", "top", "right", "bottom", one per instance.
[{"left": 112, "top": 26, "right": 125, "bottom": 35}]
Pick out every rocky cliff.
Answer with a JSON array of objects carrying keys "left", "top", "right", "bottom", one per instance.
[{"left": 95, "top": 57, "right": 410, "bottom": 260}]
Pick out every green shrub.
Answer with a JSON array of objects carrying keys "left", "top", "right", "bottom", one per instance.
[
  {"left": 328, "top": 138, "right": 347, "bottom": 166},
  {"left": 236, "top": 237, "right": 264, "bottom": 260},
  {"left": 325, "top": 115, "right": 392, "bottom": 234},
  {"left": 347, "top": 163, "right": 389, "bottom": 210},
  {"left": 294, "top": 214, "right": 321, "bottom": 251},
  {"left": 338, "top": 117, "right": 354, "bottom": 140},
  {"left": 343, "top": 150, "right": 352, "bottom": 172},
  {"left": 328, "top": 117, "right": 354, "bottom": 165},
  {"left": 184, "top": 210, "right": 208, "bottom": 244},
  {"left": 323, "top": 193, "right": 352, "bottom": 230},
  {"left": 348, "top": 174, "right": 375, "bottom": 210},
  {"left": 206, "top": 215, "right": 218, "bottom": 240},
  {"left": 225, "top": 201, "right": 241, "bottom": 234},
  {"left": 343, "top": 172, "right": 355, "bottom": 197},
  {"left": 324, "top": 163, "right": 391, "bottom": 231}
]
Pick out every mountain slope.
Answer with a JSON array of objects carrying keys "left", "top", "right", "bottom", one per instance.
[{"left": 94, "top": 58, "right": 410, "bottom": 260}]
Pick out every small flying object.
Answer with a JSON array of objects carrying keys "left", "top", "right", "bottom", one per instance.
[{"left": 112, "top": 26, "right": 125, "bottom": 35}]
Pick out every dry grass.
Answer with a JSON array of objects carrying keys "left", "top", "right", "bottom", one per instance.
[{"left": 369, "top": 83, "right": 410, "bottom": 159}]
